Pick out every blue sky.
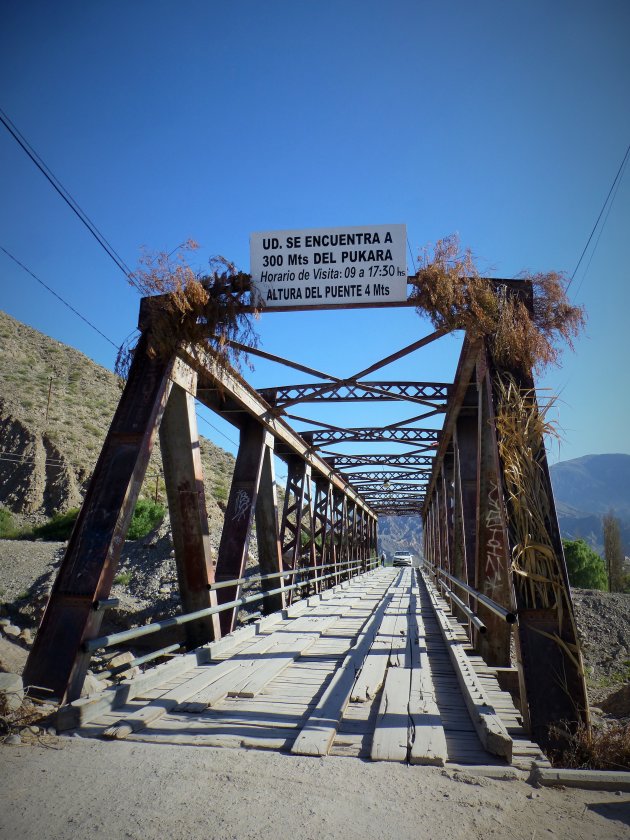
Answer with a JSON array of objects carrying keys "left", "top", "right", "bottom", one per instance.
[{"left": 1, "top": 0, "right": 628, "bottom": 471}]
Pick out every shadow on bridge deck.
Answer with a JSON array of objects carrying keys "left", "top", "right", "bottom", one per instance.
[{"left": 61, "top": 568, "right": 549, "bottom": 773}]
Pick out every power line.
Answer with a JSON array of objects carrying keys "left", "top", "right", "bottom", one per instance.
[
  {"left": 568, "top": 140, "right": 630, "bottom": 291},
  {"left": 195, "top": 411, "right": 239, "bottom": 449},
  {"left": 0, "top": 107, "right": 138, "bottom": 288},
  {"left": 406, "top": 236, "right": 417, "bottom": 275},
  {"left": 0, "top": 245, "right": 120, "bottom": 350},
  {"left": 572, "top": 150, "right": 629, "bottom": 299},
  {"left": 0, "top": 248, "right": 238, "bottom": 453}
]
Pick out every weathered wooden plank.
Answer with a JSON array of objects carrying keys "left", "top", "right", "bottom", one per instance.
[
  {"left": 102, "top": 658, "right": 246, "bottom": 738},
  {"left": 227, "top": 634, "right": 318, "bottom": 698},
  {"left": 420, "top": 571, "right": 513, "bottom": 762},
  {"left": 406, "top": 594, "right": 448, "bottom": 765},
  {"left": 291, "top": 581, "right": 395, "bottom": 756},
  {"left": 387, "top": 597, "right": 411, "bottom": 668},
  {"left": 349, "top": 611, "right": 396, "bottom": 702},
  {"left": 100, "top": 620, "right": 302, "bottom": 736},
  {"left": 370, "top": 667, "right": 411, "bottom": 762}
]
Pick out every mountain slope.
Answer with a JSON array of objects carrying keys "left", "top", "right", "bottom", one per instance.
[
  {"left": 0, "top": 309, "right": 234, "bottom": 528},
  {"left": 550, "top": 454, "right": 630, "bottom": 518},
  {"left": 550, "top": 454, "right": 630, "bottom": 554}
]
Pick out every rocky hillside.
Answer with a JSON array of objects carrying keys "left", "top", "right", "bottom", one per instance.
[
  {"left": 0, "top": 309, "right": 234, "bottom": 531},
  {"left": 378, "top": 514, "right": 423, "bottom": 560}
]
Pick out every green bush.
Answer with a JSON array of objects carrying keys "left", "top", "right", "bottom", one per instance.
[
  {"left": 563, "top": 539, "right": 608, "bottom": 590},
  {"left": 0, "top": 506, "right": 18, "bottom": 538},
  {"left": 33, "top": 508, "right": 80, "bottom": 541},
  {"left": 126, "top": 499, "right": 165, "bottom": 541},
  {"left": 25, "top": 499, "right": 165, "bottom": 543}
]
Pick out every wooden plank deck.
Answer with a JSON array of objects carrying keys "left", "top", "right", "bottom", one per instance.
[{"left": 66, "top": 566, "right": 550, "bottom": 771}]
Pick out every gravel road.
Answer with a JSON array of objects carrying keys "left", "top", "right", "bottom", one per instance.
[{"left": 1, "top": 738, "right": 629, "bottom": 840}]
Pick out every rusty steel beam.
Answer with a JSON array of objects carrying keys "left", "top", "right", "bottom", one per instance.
[
  {"left": 423, "top": 337, "right": 482, "bottom": 509},
  {"left": 373, "top": 508, "right": 423, "bottom": 516},
  {"left": 259, "top": 381, "right": 450, "bottom": 405},
  {"left": 485, "top": 355, "right": 590, "bottom": 747},
  {"left": 254, "top": 441, "right": 285, "bottom": 614},
  {"left": 381, "top": 408, "right": 446, "bottom": 428},
  {"left": 279, "top": 458, "right": 317, "bottom": 602},
  {"left": 214, "top": 420, "right": 269, "bottom": 634},
  {"left": 340, "top": 470, "right": 430, "bottom": 483},
  {"left": 23, "top": 336, "right": 177, "bottom": 703},
  {"left": 359, "top": 490, "right": 427, "bottom": 500},
  {"left": 159, "top": 379, "right": 220, "bottom": 646},
  {"left": 138, "top": 278, "right": 525, "bottom": 322},
  {"left": 225, "top": 340, "right": 341, "bottom": 384},
  {"left": 313, "top": 478, "right": 334, "bottom": 589},
  {"left": 473, "top": 352, "right": 514, "bottom": 667},
  {"left": 350, "top": 329, "right": 451, "bottom": 379},
  {"left": 303, "top": 427, "right": 440, "bottom": 446},
  {"left": 327, "top": 454, "right": 434, "bottom": 468}
]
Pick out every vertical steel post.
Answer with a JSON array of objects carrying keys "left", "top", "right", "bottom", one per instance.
[
  {"left": 24, "top": 336, "right": 175, "bottom": 702},
  {"left": 454, "top": 400, "right": 479, "bottom": 586},
  {"left": 486, "top": 351, "right": 590, "bottom": 745},
  {"left": 255, "top": 441, "right": 285, "bottom": 613},
  {"left": 313, "top": 479, "right": 333, "bottom": 591},
  {"left": 214, "top": 418, "right": 267, "bottom": 634},
  {"left": 474, "top": 354, "right": 514, "bottom": 666},
  {"left": 159, "top": 377, "right": 220, "bottom": 647}
]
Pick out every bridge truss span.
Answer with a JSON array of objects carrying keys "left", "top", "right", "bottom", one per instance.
[{"left": 24, "top": 278, "right": 590, "bottom": 754}]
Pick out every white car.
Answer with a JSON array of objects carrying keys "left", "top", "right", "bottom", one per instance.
[{"left": 392, "top": 550, "right": 413, "bottom": 567}]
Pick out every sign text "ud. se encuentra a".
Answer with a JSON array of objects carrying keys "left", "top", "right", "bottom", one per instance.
[{"left": 250, "top": 224, "right": 407, "bottom": 308}]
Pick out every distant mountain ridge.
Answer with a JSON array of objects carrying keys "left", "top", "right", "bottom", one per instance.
[
  {"left": 378, "top": 453, "right": 630, "bottom": 560},
  {"left": 550, "top": 453, "right": 630, "bottom": 555}
]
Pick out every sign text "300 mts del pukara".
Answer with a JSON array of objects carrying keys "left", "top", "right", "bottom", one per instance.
[{"left": 250, "top": 224, "right": 407, "bottom": 308}]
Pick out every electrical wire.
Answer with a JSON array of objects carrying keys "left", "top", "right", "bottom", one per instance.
[
  {"left": 572, "top": 149, "right": 629, "bottom": 299},
  {"left": 0, "top": 245, "right": 120, "bottom": 350},
  {"left": 406, "top": 236, "right": 417, "bottom": 275},
  {"left": 568, "top": 140, "right": 630, "bottom": 291},
  {"left": 195, "top": 411, "right": 239, "bottom": 449},
  {"left": 0, "top": 107, "right": 138, "bottom": 288}
]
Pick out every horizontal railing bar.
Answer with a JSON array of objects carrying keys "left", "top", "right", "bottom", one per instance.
[
  {"left": 83, "top": 561, "right": 375, "bottom": 653},
  {"left": 96, "top": 644, "right": 183, "bottom": 678},
  {"left": 93, "top": 598, "right": 120, "bottom": 611},
  {"left": 440, "top": 582, "right": 487, "bottom": 634},
  {"left": 209, "top": 560, "right": 348, "bottom": 591},
  {"left": 434, "top": 566, "right": 517, "bottom": 624}
]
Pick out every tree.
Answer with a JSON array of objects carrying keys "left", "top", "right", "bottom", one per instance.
[
  {"left": 603, "top": 512, "right": 624, "bottom": 592},
  {"left": 562, "top": 539, "right": 608, "bottom": 590}
]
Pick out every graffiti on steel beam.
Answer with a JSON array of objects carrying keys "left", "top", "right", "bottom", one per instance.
[
  {"left": 232, "top": 489, "right": 252, "bottom": 522},
  {"left": 484, "top": 480, "right": 505, "bottom": 595}
]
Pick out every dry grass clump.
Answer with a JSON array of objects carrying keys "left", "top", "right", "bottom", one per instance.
[
  {"left": 495, "top": 374, "right": 563, "bottom": 611},
  {"left": 410, "top": 235, "right": 585, "bottom": 373},
  {"left": 549, "top": 720, "right": 630, "bottom": 770},
  {"left": 115, "top": 241, "right": 258, "bottom": 380},
  {"left": 495, "top": 374, "right": 585, "bottom": 676}
]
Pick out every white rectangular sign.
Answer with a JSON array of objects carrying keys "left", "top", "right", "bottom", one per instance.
[{"left": 250, "top": 224, "right": 407, "bottom": 308}]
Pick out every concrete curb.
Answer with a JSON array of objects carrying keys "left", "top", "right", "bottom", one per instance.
[{"left": 530, "top": 764, "right": 630, "bottom": 792}]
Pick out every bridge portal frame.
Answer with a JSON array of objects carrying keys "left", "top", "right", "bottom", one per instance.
[{"left": 23, "top": 277, "right": 590, "bottom": 753}]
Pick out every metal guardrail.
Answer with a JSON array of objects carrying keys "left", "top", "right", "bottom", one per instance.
[
  {"left": 425, "top": 562, "right": 517, "bottom": 625},
  {"left": 439, "top": 581, "right": 487, "bottom": 633},
  {"left": 83, "top": 557, "right": 378, "bottom": 654}
]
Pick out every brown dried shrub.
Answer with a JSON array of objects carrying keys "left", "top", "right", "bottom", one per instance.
[
  {"left": 115, "top": 241, "right": 259, "bottom": 381},
  {"left": 549, "top": 720, "right": 630, "bottom": 770},
  {"left": 409, "top": 234, "right": 585, "bottom": 373}
]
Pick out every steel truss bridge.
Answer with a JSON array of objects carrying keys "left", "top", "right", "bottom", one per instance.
[{"left": 24, "top": 278, "right": 589, "bottom": 760}]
